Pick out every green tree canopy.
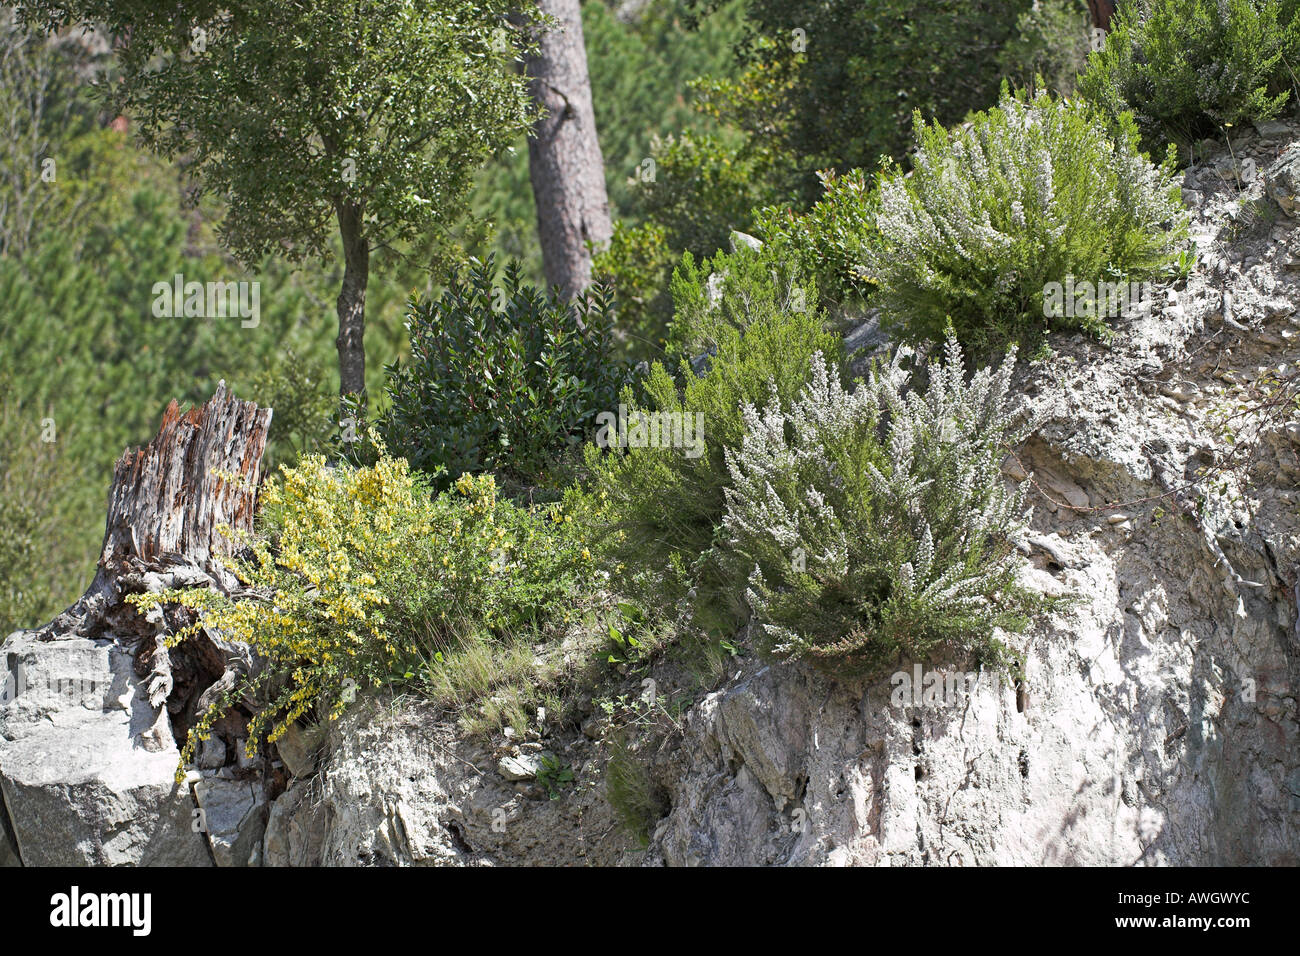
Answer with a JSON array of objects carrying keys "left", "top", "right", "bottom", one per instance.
[{"left": 18, "top": 0, "right": 539, "bottom": 395}]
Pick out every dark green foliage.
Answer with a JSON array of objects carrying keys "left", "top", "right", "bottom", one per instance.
[
  {"left": 17, "top": 0, "right": 538, "bottom": 268},
  {"left": 995, "top": 0, "right": 1092, "bottom": 94},
  {"left": 752, "top": 168, "right": 880, "bottom": 310},
  {"left": 706, "top": 0, "right": 1093, "bottom": 201},
  {"left": 380, "top": 257, "right": 626, "bottom": 488},
  {"left": 617, "top": 65, "right": 800, "bottom": 268},
  {"left": 245, "top": 349, "right": 338, "bottom": 472},
  {"left": 19, "top": 0, "right": 541, "bottom": 400},
  {"left": 612, "top": 0, "right": 1094, "bottom": 342},
  {"left": 591, "top": 115, "right": 780, "bottom": 359},
  {"left": 1078, "top": 0, "right": 1300, "bottom": 153},
  {"left": 631, "top": 131, "right": 775, "bottom": 263},
  {"left": 591, "top": 220, "right": 676, "bottom": 360},
  {"left": 479, "top": 1, "right": 752, "bottom": 353}
]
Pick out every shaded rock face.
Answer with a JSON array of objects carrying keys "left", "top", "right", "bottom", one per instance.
[
  {"left": 293, "top": 705, "right": 634, "bottom": 867},
  {"left": 195, "top": 776, "right": 268, "bottom": 867},
  {"left": 0, "top": 802, "right": 19, "bottom": 866},
  {"left": 262, "top": 778, "right": 326, "bottom": 867}
]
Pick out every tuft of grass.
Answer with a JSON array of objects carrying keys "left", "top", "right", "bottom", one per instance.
[{"left": 605, "top": 733, "right": 669, "bottom": 847}]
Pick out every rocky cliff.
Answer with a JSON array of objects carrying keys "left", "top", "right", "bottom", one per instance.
[{"left": 2, "top": 126, "right": 1297, "bottom": 867}]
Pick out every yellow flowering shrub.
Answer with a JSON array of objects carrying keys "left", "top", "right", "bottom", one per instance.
[{"left": 130, "top": 453, "right": 592, "bottom": 775}]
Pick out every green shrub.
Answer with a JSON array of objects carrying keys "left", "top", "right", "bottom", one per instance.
[
  {"left": 710, "top": 0, "right": 1094, "bottom": 199},
  {"left": 633, "top": 131, "right": 776, "bottom": 260},
  {"left": 131, "top": 454, "right": 596, "bottom": 772},
  {"left": 614, "top": 59, "right": 800, "bottom": 265},
  {"left": 665, "top": 244, "right": 817, "bottom": 357},
  {"left": 585, "top": 252, "right": 842, "bottom": 627},
  {"left": 380, "top": 256, "right": 626, "bottom": 488},
  {"left": 242, "top": 348, "right": 336, "bottom": 472},
  {"left": 863, "top": 88, "right": 1188, "bottom": 354},
  {"left": 611, "top": 0, "right": 1093, "bottom": 294},
  {"left": 592, "top": 219, "right": 676, "bottom": 361},
  {"left": 753, "top": 168, "right": 880, "bottom": 310},
  {"left": 722, "top": 338, "right": 1040, "bottom": 675},
  {"left": 995, "top": 0, "right": 1092, "bottom": 95},
  {"left": 1078, "top": 0, "right": 1300, "bottom": 153}
]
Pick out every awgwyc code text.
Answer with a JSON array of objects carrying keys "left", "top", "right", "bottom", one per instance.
[{"left": 1117, "top": 892, "right": 1251, "bottom": 906}]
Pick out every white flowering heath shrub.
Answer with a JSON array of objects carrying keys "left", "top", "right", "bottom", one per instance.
[
  {"left": 862, "top": 88, "right": 1188, "bottom": 353},
  {"left": 722, "top": 337, "right": 1040, "bottom": 675}
]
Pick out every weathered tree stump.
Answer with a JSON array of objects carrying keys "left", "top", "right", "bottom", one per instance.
[
  {"left": 39, "top": 381, "right": 272, "bottom": 640},
  {"left": 99, "top": 380, "right": 270, "bottom": 572}
]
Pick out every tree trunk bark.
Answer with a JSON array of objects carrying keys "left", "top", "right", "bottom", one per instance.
[
  {"left": 335, "top": 199, "right": 369, "bottom": 399},
  {"left": 1088, "top": 0, "right": 1116, "bottom": 31},
  {"left": 525, "top": 0, "right": 612, "bottom": 300}
]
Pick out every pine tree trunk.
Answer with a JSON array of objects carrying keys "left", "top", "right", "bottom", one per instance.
[
  {"left": 1088, "top": 0, "right": 1116, "bottom": 31},
  {"left": 525, "top": 0, "right": 612, "bottom": 299},
  {"left": 335, "top": 199, "right": 369, "bottom": 399}
]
